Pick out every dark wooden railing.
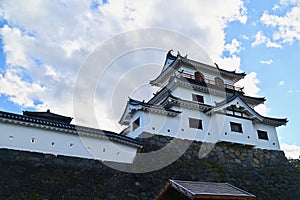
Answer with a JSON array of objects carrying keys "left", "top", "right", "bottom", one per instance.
[{"left": 179, "top": 72, "right": 244, "bottom": 92}]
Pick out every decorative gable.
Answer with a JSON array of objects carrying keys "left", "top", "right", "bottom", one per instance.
[{"left": 206, "top": 94, "right": 287, "bottom": 127}]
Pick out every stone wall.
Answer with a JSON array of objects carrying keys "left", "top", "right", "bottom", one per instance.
[{"left": 0, "top": 134, "right": 299, "bottom": 199}]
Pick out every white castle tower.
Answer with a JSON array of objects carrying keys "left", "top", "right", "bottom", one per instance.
[{"left": 120, "top": 50, "right": 287, "bottom": 150}]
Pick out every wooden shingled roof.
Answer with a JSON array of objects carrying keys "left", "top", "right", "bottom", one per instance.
[{"left": 156, "top": 180, "right": 256, "bottom": 200}]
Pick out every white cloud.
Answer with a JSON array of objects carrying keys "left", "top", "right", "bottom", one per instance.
[
  {"left": 0, "top": 25, "right": 33, "bottom": 68},
  {"left": 281, "top": 143, "right": 300, "bottom": 159},
  {"left": 260, "top": 3, "right": 300, "bottom": 45},
  {"left": 62, "top": 40, "right": 84, "bottom": 58},
  {"left": 0, "top": 69, "right": 46, "bottom": 107},
  {"left": 266, "top": 39, "right": 282, "bottom": 48},
  {"left": 254, "top": 104, "right": 270, "bottom": 116},
  {"left": 242, "top": 34, "right": 249, "bottom": 40},
  {"left": 288, "top": 89, "right": 299, "bottom": 94},
  {"left": 251, "top": 31, "right": 282, "bottom": 48},
  {"left": 236, "top": 72, "right": 260, "bottom": 97},
  {"left": 279, "top": 80, "right": 285, "bottom": 86},
  {"left": 260, "top": 59, "right": 273, "bottom": 64},
  {"left": 272, "top": 4, "right": 280, "bottom": 11},
  {"left": 278, "top": 0, "right": 300, "bottom": 6},
  {"left": 251, "top": 31, "right": 267, "bottom": 46},
  {"left": 216, "top": 54, "right": 241, "bottom": 72},
  {"left": 0, "top": 0, "right": 249, "bottom": 131},
  {"left": 236, "top": 72, "right": 271, "bottom": 115},
  {"left": 224, "top": 39, "right": 241, "bottom": 54}
]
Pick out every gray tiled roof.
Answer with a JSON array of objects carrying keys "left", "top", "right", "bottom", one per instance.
[{"left": 157, "top": 179, "right": 256, "bottom": 199}]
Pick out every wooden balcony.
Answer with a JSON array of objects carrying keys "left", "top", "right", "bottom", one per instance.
[{"left": 178, "top": 72, "right": 244, "bottom": 92}]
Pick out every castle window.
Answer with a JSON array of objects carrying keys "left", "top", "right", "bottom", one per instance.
[
  {"left": 133, "top": 117, "right": 140, "bottom": 131},
  {"left": 194, "top": 72, "right": 204, "bottom": 82},
  {"left": 215, "top": 77, "right": 224, "bottom": 87},
  {"left": 257, "top": 130, "right": 269, "bottom": 140},
  {"left": 189, "top": 118, "right": 203, "bottom": 130},
  {"left": 192, "top": 94, "right": 204, "bottom": 103},
  {"left": 230, "top": 122, "right": 243, "bottom": 133}
]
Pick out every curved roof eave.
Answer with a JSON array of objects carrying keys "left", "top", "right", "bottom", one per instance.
[
  {"left": 207, "top": 94, "right": 287, "bottom": 126},
  {"left": 151, "top": 55, "right": 246, "bottom": 85}
]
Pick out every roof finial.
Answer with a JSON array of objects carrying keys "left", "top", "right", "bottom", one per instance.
[{"left": 214, "top": 63, "right": 219, "bottom": 69}]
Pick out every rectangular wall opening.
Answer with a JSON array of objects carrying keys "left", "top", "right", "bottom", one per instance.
[
  {"left": 192, "top": 94, "right": 204, "bottom": 103},
  {"left": 132, "top": 117, "right": 140, "bottom": 131},
  {"left": 230, "top": 122, "right": 243, "bottom": 133},
  {"left": 257, "top": 130, "right": 269, "bottom": 140},
  {"left": 189, "top": 118, "right": 203, "bottom": 130}
]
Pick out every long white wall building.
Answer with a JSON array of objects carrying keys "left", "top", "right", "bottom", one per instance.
[{"left": 0, "top": 110, "right": 141, "bottom": 163}]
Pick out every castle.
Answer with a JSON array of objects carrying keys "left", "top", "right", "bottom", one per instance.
[
  {"left": 0, "top": 50, "right": 287, "bottom": 164},
  {"left": 120, "top": 50, "right": 287, "bottom": 150}
]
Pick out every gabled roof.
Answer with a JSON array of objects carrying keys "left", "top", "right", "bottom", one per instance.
[
  {"left": 0, "top": 110, "right": 142, "bottom": 148},
  {"left": 182, "top": 57, "right": 246, "bottom": 81},
  {"left": 151, "top": 51, "right": 246, "bottom": 86},
  {"left": 23, "top": 109, "right": 73, "bottom": 124},
  {"left": 206, "top": 94, "right": 287, "bottom": 127},
  {"left": 239, "top": 95, "right": 266, "bottom": 106},
  {"left": 156, "top": 179, "right": 256, "bottom": 200},
  {"left": 119, "top": 98, "right": 181, "bottom": 126}
]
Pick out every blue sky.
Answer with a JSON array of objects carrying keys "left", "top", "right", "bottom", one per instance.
[{"left": 0, "top": 0, "right": 299, "bottom": 158}]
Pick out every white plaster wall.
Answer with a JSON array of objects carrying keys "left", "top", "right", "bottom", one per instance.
[
  {"left": 128, "top": 108, "right": 258, "bottom": 146},
  {"left": 253, "top": 123, "right": 280, "bottom": 150},
  {"left": 129, "top": 107, "right": 216, "bottom": 142},
  {"left": 176, "top": 108, "right": 211, "bottom": 141},
  {"left": 215, "top": 114, "right": 257, "bottom": 146},
  {"left": 126, "top": 108, "right": 280, "bottom": 151},
  {"left": 144, "top": 112, "right": 183, "bottom": 138},
  {"left": 0, "top": 122, "right": 137, "bottom": 163},
  {"left": 172, "top": 86, "right": 226, "bottom": 105},
  {"left": 128, "top": 112, "right": 145, "bottom": 138},
  {"left": 128, "top": 110, "right": 183, "bottom": 139}
]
